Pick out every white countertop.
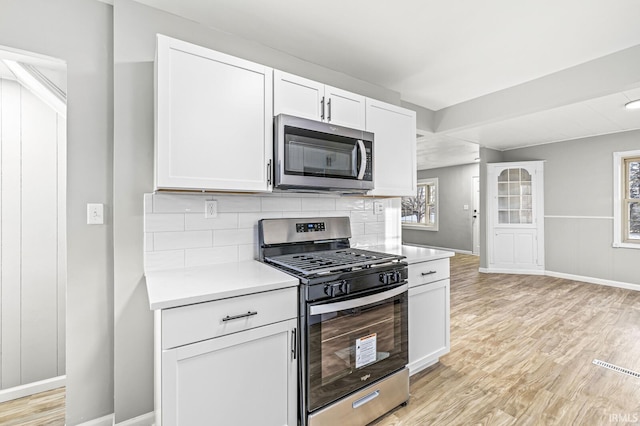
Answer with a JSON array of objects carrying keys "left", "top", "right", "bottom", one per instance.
[
  {"left": 368, "top": 244, "right": 455, "bottom": 264},
  {"left": 145, "top": 260, "right": 298, "bottom": 310}
]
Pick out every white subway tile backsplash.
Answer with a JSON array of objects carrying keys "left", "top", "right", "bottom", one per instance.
[
  {"left": 261, "top": 196, "right": 301, "bottom": 212},
  {"left": 351, "top": 210, "right": 377, "bottom": 223},
  {"left": 145, "top": 250, "right": 184, "bottom": 272},
  {"left": 237, "top": 244, "right": 256, "bottom": 262},
  {"left": 185, "top": 212, "right": 238, "bottom": 231},
  {"left": 143, "top": 193, "right": 400, "bottom": 272},
  {"left": 351, "top": 234, "right": 379, "bottom": 247},
  {"left": 145, "top": 233, "right": 154, "bottom": 252},
  {"left": 185, "top": 246, "right": 238, "bottom": 267},
  {"left": 365, "top": 221, "right": 385, "bottom": 235},
  {"left": 216, "top": 195, "right": 261, "bottom": 213},
  {"left": 144, "top": 193, "right": 153, "bottom": 214},
  {"left": 350, "top": 222, "right": 365, "bottom": 236},
  {"left": 213, "top": 228, "right": 254, "bottom": 246},
  {"left": 335, "top": 198, "right": 366, "bottom": 211},
  {"left": 301, "top": 197, "right": 336, "bottom": 211},
  {"left": 144, "top": 214, "right": 185, "bottom": 232},
  {"left": 153, "top": 193, "right": 207, "bottom": 213},
  {"left": 154, "top": 230, "right": 212, "bottom": 251},
  {"left": 238, "top": 211, "right": 282, "bottom": 228}
]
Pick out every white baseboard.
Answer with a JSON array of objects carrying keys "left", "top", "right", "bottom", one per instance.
[
  {"left": 116, "top": 412, "right": 155, "bottom": 426},
  {"left": 479, "top": 267, "right": 545, "bottom": 275},
  {"left": 545, "top": 270, "right": 640, "bottom": 292},
  {"left": 0, "top": 375, "right": 65, "bottom": 403},
  {"left": 477, "top": 267, "right": 639, "bottom": 292},
  {"left": 77, "top": 414, "right": 114, "bottom": 426},
  {"left": 77, "top": 411, "right": 155, "bottom": 426}
]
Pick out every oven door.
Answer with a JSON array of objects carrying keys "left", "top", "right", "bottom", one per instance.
[{"left": 305, "top": 282, "right": 408, "bottom": 412}]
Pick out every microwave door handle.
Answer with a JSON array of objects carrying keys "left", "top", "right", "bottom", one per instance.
[
  {"left": 357, "top": 139, "right": 367, "bottom": 180},
  {"left": 309, "top": 283, "right": 407, "bottom": 316}
]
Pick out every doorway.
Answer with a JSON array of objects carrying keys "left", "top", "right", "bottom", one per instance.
[{"left": 0, "top": 46, "right": 67, "bottom": 405}]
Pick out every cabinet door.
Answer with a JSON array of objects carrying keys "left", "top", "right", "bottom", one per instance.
[
  {"left": 365, "top": 99, "right": 416, "bottom": 196},
  {"left": 273, "top": 70, "right": 324, "bottom": 121},
  {"left": 325, "top": 85, "right": 366, "bottom": 130},
  {"left": 408, "top": 279, "right": 450, "bottom": 375},
  {"left": 156, "top": 35, "right": 273, "bottom": 192},
  {"left": 162, "top": 319, "right": 297, "bottom": 426}
]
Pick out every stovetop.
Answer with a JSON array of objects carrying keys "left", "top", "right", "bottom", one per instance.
[{"left": 264, "top": 248, "right": 404, "bottom": 276}]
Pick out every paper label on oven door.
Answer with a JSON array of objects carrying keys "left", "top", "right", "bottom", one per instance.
[{"left": 355, "top": 333, "right": 377, "bottom": 368}]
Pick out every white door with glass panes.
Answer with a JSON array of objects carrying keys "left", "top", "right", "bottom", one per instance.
[{"left": 486, "top": 161, "right": 544, "bottom": 273}]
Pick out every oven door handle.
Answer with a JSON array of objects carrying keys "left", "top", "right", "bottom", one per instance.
[{"left": 309, "top": 283, "right": 407, "bottom": 316}]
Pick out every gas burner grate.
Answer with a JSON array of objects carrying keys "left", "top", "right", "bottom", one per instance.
[{"left": 266, "top": 248, "right": 404, "bottom": 276}]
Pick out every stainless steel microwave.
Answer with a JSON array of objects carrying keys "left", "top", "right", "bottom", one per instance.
[{"left": 274, "top": 114, "right": 374, "bottom": 192}]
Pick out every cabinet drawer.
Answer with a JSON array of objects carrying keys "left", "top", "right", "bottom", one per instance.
[
  {"left": 162, "top": 287, "right": 297, "bottom": 349},
  {"left": 409, "top": 258, "right": 450, "bottom": 287}
]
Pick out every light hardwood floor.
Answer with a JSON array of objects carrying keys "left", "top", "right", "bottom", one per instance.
[
  {"left": 2, "top": 254, "right": 638, "bottom": 425},
  {"left": 374, "top": 254, "right": 640, "bottom": 425},
  {"left": 0, "top": 387, "right": 64, "bottom": 425}
]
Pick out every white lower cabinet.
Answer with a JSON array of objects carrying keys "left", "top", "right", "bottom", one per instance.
[
  {"left": 407, "top": 259, "right": 451, "bottom": 375},
  {"left": 156, "top": 288, "right": 298, "bottom": 426}
]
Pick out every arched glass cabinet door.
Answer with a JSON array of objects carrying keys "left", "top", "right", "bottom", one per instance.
[
  {"left": 497, "top": 167, "right": 533, "bottom": 225},
  {"left": 487, "top": 161, "right": 544, "bottom": 273}
]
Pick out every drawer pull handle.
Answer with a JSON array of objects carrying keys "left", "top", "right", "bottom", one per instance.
[
  {"left": 222, "top": 311, "right": 258, "bottom": 322},
  {"left": 421, "top": 271, "right": 437, "bottom": 276},
  {"left": 352, "top": 390, "right": 380, "bottom": 409}
]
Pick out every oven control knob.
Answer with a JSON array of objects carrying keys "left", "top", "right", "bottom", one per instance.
[
  {"left": 380, "top": 271, "right": 402, "bottom": 285},
  {"left": 324, "top": 281, "right": 348, "bottom": 297},
  {"left": 324, "top": 284, "right": 335, "bottom": 297}
]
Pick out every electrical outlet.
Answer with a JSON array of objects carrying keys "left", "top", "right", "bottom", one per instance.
[
  {"left": 373, "top": 201, "right": 384, "bottom": 215},
  {"left": 205, "top": 200, "right": 218, "bottom": 219}
]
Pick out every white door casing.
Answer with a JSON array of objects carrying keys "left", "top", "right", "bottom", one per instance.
[{"left": 472, "top": 176, "right": 480, "bottom": 255}]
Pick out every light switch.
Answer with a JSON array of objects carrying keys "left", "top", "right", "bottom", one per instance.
[{"left": 87, "top": 203, "right": 104, "bottom": 225}]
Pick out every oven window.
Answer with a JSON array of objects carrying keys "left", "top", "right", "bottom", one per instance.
[{"left": 306, "top": 290, "right": 407, "bottom": 411}]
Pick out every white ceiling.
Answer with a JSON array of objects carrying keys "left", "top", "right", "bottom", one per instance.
[{"left": 133, "top": 0, "right": 640, "bottom": 169}]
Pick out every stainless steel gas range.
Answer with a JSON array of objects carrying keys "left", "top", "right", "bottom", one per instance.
[{"left": 259, "top": 216, "right": 410, "bottom": 426}]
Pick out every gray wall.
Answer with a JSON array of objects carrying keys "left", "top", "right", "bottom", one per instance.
[
  {"left": 113, "top": 0, "right": 401, "bottom": 421},
  {"left": 402, "top": 163, "right": 479, "bottom": 252},
  {"left": 502, "top": 130, "right": 640, "bottom": 285},
  {"left": 0, "top": 0, "right": 114, "bottom": 424}
]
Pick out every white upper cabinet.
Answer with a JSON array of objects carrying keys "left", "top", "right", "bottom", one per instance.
[
  {"left": 155, "top": 35, "right": 273, "bottom": 192},
  {"left": 273, "top": 70, "right": 366, "bottom": 130},
  {"left": 366, "top": 99, "right": 417, "bottom": 197}
]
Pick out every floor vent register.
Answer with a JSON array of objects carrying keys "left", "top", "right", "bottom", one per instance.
[{"left": 592, "top": 359, "right": 640, "bottom": 378}]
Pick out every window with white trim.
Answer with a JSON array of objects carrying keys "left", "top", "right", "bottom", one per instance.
[
  {"left": 613, "top": 150, "right": 640, "bottom": 248},
  {"left": 401, "top": 178, "right": 438, "bottom": 230}
]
